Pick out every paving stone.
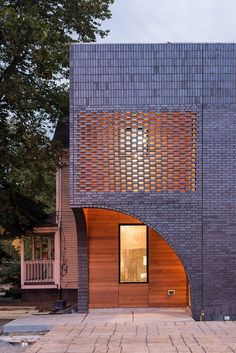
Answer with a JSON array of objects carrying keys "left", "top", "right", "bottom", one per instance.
[
  {"left": 121, "top": 346, "right": 149, "bottom": 353},
  {"left": 186, "top": 348, "right": 205, "bottom": 353},
  {"left": 23, "top": 348, "right": 40, "bottom": 353},
  {"left": 39, "top": 343, "right": 69, "bottom": 353},
  {"left": 148, "top": 336, "right": 172, "bottom": 343},
  {"left": 148, "top": 346, "right": 177, "bottom": 353},
  {"left": 175, "top": 347, "right": 191, "bottom": 353},
  {"left": 23, "top": 313, "right": 236, "bottom": 353},
  {"left": 66, "top": 345, "right": 95, "bottom": 353},
  {"left": 39, "top": 349, "right": 68, "bottom": 353},
  {"left": 107, "top": 349, "right": 121, "bottom": 353}
]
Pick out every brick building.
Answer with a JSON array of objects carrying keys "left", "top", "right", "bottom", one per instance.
[{"left": 21, "top": 43, "right": 236, "bottom": 321}]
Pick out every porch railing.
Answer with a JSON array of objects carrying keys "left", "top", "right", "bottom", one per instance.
[{"left": 24, "top": 260, "right": 55, "bottom": 284}]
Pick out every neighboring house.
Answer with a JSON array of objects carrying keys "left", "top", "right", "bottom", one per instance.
[
  {"left": 21, "top": 43, "right": 236, "bottom": 321},
  {"left": 20, "top": 119, "right": 78, "bottom": 307}
]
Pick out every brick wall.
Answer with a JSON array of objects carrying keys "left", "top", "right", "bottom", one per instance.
[{"left": 70, "top": 43, "right": 236, "bottom": 320}]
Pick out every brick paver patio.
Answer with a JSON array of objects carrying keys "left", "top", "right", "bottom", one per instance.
[{"left": 25, "top": 311, "right": 236, "bottom": 353}]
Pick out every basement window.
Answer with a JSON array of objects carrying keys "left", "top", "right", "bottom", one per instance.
[{"left": 119, "top": 225, "right": 147, "bottom": 283}]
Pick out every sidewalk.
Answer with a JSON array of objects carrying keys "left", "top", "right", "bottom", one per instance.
[
  {"left": 22, "top": 309, "right": 236, "bottom": 353},
  {"left": 3, "top": 308, "right": 192, "bottom": 333}
]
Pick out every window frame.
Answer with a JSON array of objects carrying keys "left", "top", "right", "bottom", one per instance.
[
  {"left": 24, "top": 233, "right": 55, "bottom": 261},
  {"left": 119, "top": 224, "right": 149, "bottom": 284}
]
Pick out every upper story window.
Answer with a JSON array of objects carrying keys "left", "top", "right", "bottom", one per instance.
[{"left": 77, "top": 111, "right": 197, "bottom": 193}]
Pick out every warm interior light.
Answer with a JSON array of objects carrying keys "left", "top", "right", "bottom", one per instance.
[
  {"left": 77, "top": 111, "right": 197, "bottom": 192},
  {"left": 120, "top": 225, "right": 147, "bottom": 283}
]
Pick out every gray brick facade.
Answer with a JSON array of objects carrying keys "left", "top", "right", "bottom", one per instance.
[
  {"left": 70, "top": 43, "right": 236, "bottom": 320},
  {"left": 73, "top": 208, "right": 88, "bottom": 313}
]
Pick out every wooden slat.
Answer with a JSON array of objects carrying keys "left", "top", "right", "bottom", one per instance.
[
  {"left": 148, "top": 228, "right": 188, "bottom": 307},
  {"left": 60, "top": 152, "right": 78, "bottom": 289},
  {"left": 88, "top": 209, "right": 119, "bottom": 307},
  {"left": 119, "top": 284, "right": 148, "bottom": 307},
  {"left": 87, "top": 209, "right": 188, "bottom": 308}
]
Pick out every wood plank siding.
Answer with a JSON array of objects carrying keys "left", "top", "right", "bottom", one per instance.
[
  {"left": 86, "top": 208, "right": 188, "bottom": 308},
  {"left": 59, "top": 151, "right": 78, "bottom": 289}
]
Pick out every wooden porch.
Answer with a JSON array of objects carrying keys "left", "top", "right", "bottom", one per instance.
[{"left": 20, "top": 227, "right": 60, "bottom": 289}]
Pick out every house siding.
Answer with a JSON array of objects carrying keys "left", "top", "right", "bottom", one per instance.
[{"left": 59, "top": 151, "right": 78, "bottom": 289}]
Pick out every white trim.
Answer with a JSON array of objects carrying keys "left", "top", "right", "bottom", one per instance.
[
  {"left": 20, "top": 239, "right": 24, "bottom": 287},
  {"left": 21, "top": 284, "right": 58, "bottom": 289},
  {"left": 56, "top": 167, "right": 62, "bottom": 225},
  {"left": 33, "top": 227, "right": 57, "bottom": 233},
  {"left": 54, "top": 230, "right": 61, "bottom": 288}
]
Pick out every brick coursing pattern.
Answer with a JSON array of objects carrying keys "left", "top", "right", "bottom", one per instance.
[
  {"left": 70, "top": 43, "right": 236, "bottom": 320},
  {"left": 76, "top": 111, "right": 197, "bottom": 193}
]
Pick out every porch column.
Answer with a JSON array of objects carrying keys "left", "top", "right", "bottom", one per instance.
[
  {"left": 73, "top": 208, "right": 88, "bottom": 313},
  {"left": 20, "top": 238, "right": 25, "bottom": 286}
]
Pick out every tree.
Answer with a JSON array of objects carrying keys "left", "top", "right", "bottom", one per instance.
[
  {"left": 0, "top": 238, "right": 20, "bottom": 292},
  {"left": 0, "top": 0, "right": 114, "bottom": 237}
]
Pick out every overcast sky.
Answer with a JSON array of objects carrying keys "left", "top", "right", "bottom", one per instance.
[{"left": 97, "top": 0, "right": 236, "bottom": 43}]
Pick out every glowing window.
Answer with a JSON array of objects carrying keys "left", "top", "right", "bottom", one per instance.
[{"left": 120, "top": 225, "right": 147, "bottom": 283}]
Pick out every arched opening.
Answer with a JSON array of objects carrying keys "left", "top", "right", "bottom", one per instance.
[{"left": 82, "top": 208, "right": 190, "bottom": 310}]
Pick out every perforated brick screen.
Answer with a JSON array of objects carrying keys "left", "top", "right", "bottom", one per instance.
[{"left": 76, "top": 111, "right": 196, "bottom": 193}]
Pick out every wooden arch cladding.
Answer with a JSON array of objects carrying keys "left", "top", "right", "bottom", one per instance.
[
  {"left": 86, "top": 208, "right": 188, "bottom": 308},
  {"left": 77, "top": 111, "right": 197, "bottom": 192}
]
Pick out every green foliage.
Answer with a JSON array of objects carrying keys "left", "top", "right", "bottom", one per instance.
[
  {"left": 0, "top": 0, "right": 114, "bottom": 237},
  {"left": 0, "top": 261, "right": 21, "bottom": 287},
  {"left": 0, "top": 238, "right": 20, "bottom": 288},
  {"left": 0, "top": 0, "right": 113, "bottom": 122},
  {"left": 0, "top": 119, "right": 59, "bottom": 236},
  {"left": 5, "top": 286, "right": 21, "bottom": 299},
  {"left": 0, "top": 244, "right": 11, "bottom": 261}
]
